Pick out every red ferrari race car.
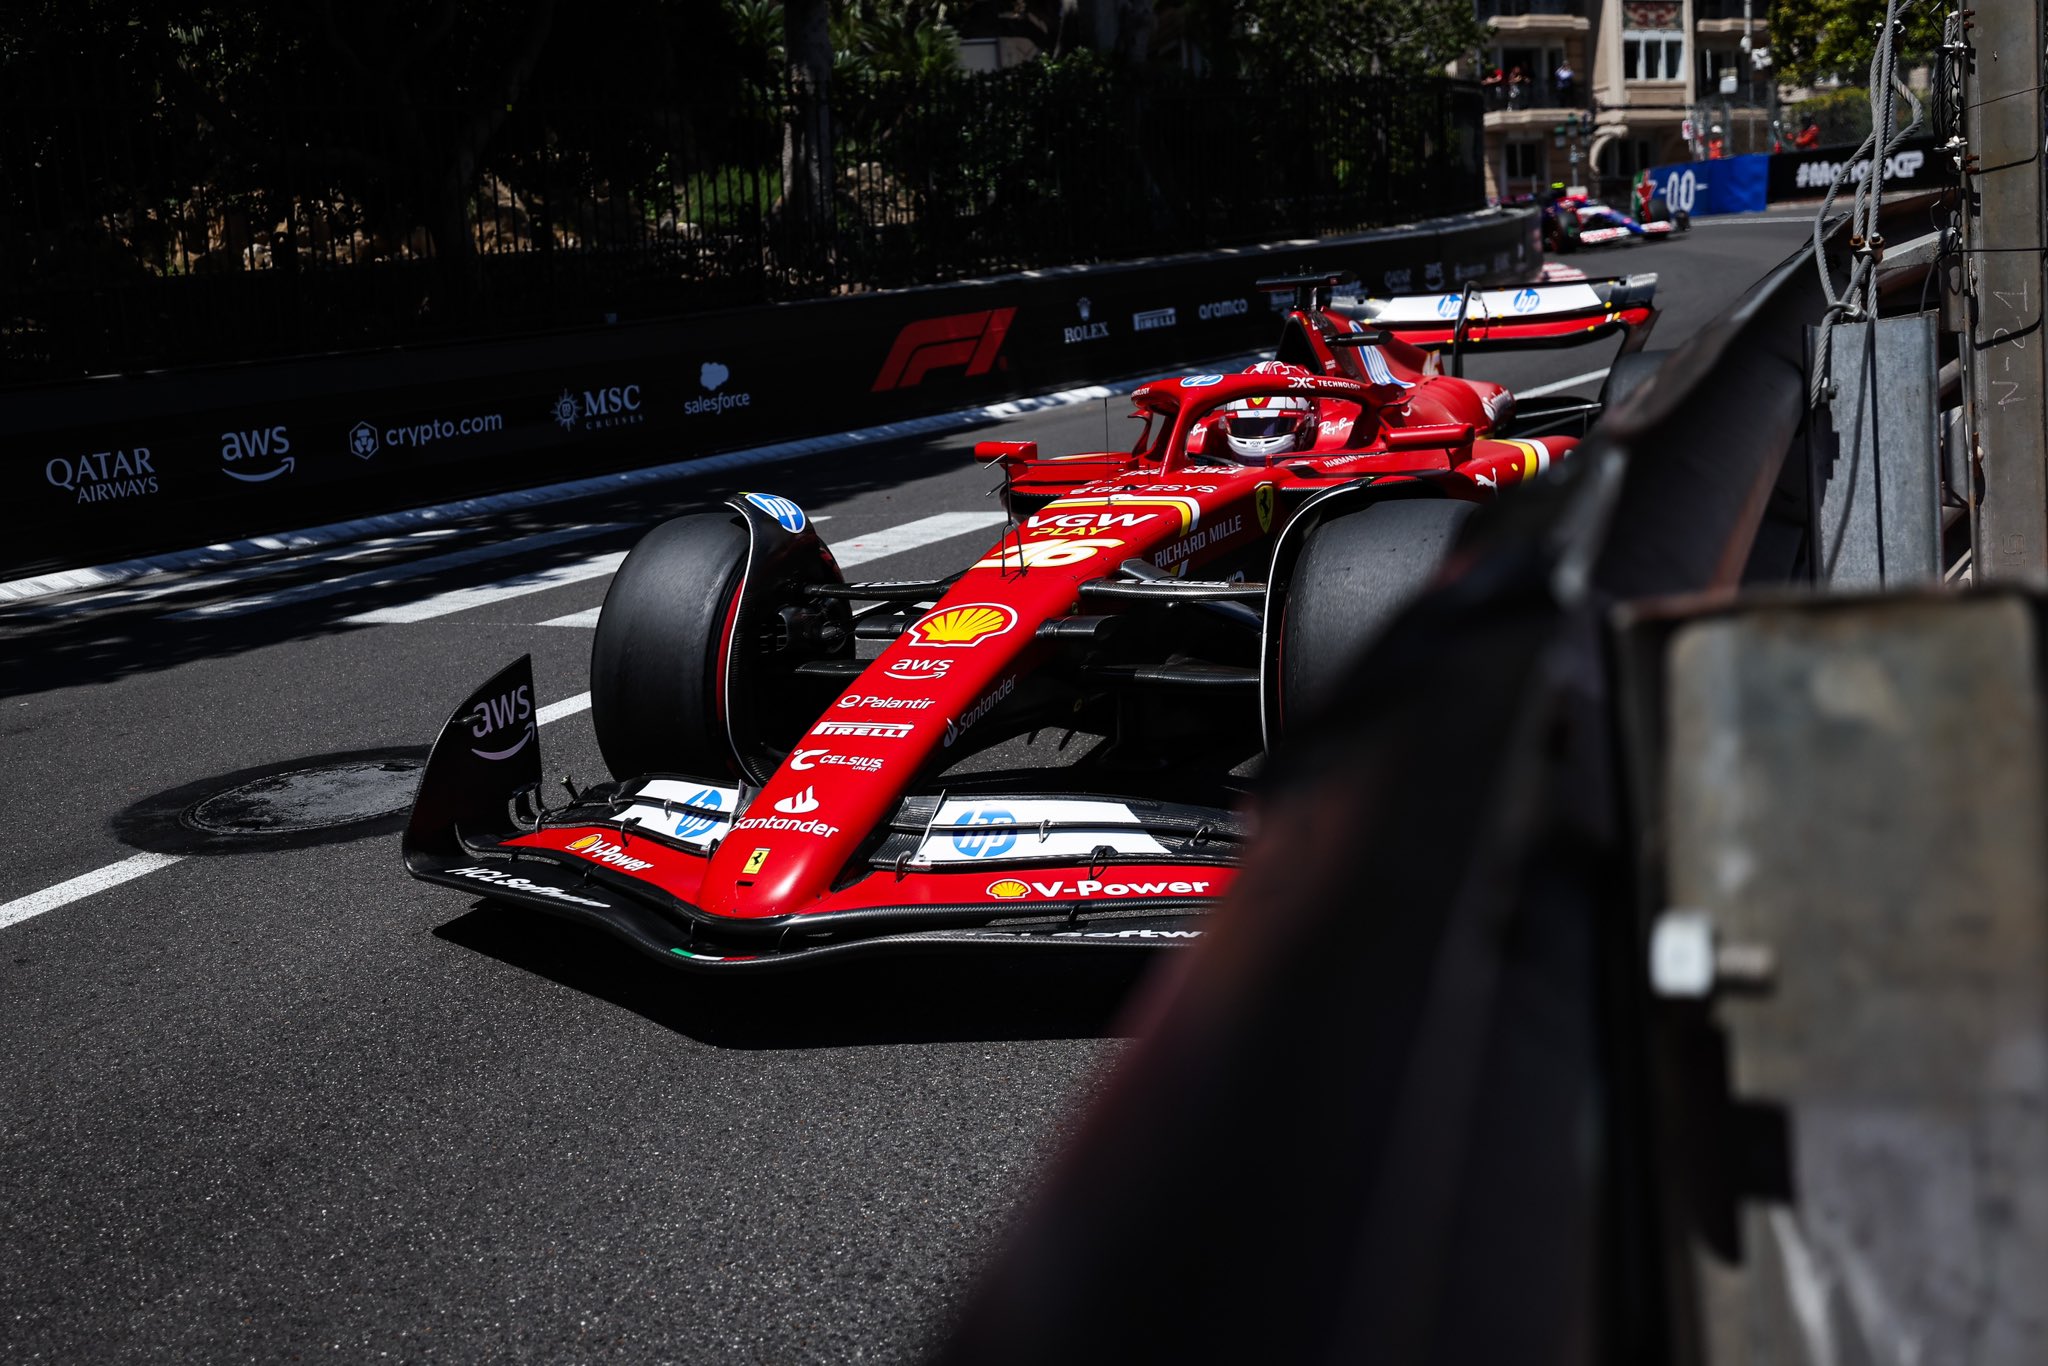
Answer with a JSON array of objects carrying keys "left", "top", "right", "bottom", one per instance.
[{"left": 403, "top": 273, "right": 1659, "bottom": 969}]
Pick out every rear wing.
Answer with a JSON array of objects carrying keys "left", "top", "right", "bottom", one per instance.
[{"left": 1335, "top": 274, "right": 1660, "bottom": 356}]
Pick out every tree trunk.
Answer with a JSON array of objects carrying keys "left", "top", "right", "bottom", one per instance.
[
  {"left": 1070, "top": 0, "right": 1117, "bottom": 52},
  {"left": 423, "top": 165, "right": 483, "bottom": 316},
  {"left": 1115, "top": 0, "right": 1154, "bottom": 64},
  {"left": 780, "top": 0, "right": 834, "bottom": 281}
]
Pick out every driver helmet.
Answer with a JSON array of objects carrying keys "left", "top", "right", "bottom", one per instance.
[{"left": 1221, "top": 363, "right": 1319, "bottom": 462}]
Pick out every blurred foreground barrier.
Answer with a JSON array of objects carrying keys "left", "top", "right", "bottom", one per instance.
[
  {"left": 0, "top": 209, "right": 1535, "bottom": 580},
  {"left": 937, "top": 192, "right": 2044, "bottom": 1363}
]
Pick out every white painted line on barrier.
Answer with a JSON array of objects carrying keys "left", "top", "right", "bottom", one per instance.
[
  {"left": 0, "top": 853, "right": 187, "bottom": 931},
  {"left": 535, "top": 509, "right": 1009, "bottom": 628},
  {"left": 1690, "top": 214, "right": 1827, "bottom": 224},
  {"left": 1519, "top": 368, "right": 1611, "bottom": 398},
  {"left": 167, "top": 524, "right": 624, "bottom": 622},
  {"left": 345, "top": 552, "right": 628, "bottom": 625},
  {"left": 1, "top": 688, "right": 597, "bottom": 931}
]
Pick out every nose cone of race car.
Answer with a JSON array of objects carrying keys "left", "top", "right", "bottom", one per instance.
[{"left": 694, "top": 594, "right": 1041, "bottom": 919}]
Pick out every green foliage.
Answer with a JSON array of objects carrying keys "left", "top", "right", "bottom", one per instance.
[
  {"left": 1784, "top": 82, "right": 1917, "bottom": 146},
  {"left": 1766, "top": 0, "right": 1944, "bottom": 88},
  {"left": 832, "top": 1, "right": 961, "bottom": 84},
  {"left": 721, "top": 0, "right": 784, "bottom": 80},
  {"left": 678, "top": 162, "right": 780, "bottom": 230},
  {"left": 719, "top": 0, "right": 962, "bottom": 83},
  {"left": 1180, "top": 0, "right": 1488, "bottom": 79}
]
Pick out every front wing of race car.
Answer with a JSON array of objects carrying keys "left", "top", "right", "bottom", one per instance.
[{"left": 402, "top": 657, "right": 1236, "bottom": 970}]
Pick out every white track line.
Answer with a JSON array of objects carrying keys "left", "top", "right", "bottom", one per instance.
[
  {"left": 0, "top": 853, "right": 187, "bottom": 931},
  {"left": 537, "top": 509, "right": 1009, "bottom": 628},
  {"left": 1520, "top": 368, "right": 1611, "bottom": 398},
  {"left": 345, "top": 551, "right": 628, "bottom": 625},
  {"left": 825, "top": 510, "right": 1010, "bottom": 567},
  {"left": 168, "top": 523, "right": 623, "bottom": 622},
  {"left": 537, "top": 692, "right": 593, "bottom": 724},
  {"left": 1, "top": 691, "right": 596, "bottom": 931}
]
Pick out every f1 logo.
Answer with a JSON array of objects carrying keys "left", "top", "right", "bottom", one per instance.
[{"left": 872, "top": 308, "right": 1017, "bottom": 392}]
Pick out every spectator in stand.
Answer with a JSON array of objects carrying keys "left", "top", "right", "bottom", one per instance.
[
  {"left": 1482, "top": 66, "right": 1504, "bottom": 105},
  {"left": 1795, "top": 116, "right": 1821, "bottom": 150},
  {"left": 1508, "top": 66, "right": 1528, "bottom": 109},
  {"left": 1553, "top": 59, "right": 1575, "bottom": 103},
  {"left": 1707, "top": 123, "right": 1726, "bottom": 159}
]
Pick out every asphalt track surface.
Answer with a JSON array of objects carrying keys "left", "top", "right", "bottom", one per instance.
[{"left": 1, "top": 219, "right": 1811, "bottom": 1363}]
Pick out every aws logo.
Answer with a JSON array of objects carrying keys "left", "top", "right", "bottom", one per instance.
[
  {"left": 220, "top": 425, "right": 294, "bottom": 483},
  {"left": 466, "top": 684, "right": 533, "bottom": 761}
]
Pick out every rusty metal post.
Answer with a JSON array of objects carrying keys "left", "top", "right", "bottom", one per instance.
[{"left": 1962, "top": 0, "right": 2048, "bottom": 581}]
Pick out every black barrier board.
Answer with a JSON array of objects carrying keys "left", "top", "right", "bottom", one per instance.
[
  {"left": 1, "top": 210, "right": 1538, "bottom": 580},
  {"left": 1767, "top": 137, "right": 1943, "bottom": 203}
]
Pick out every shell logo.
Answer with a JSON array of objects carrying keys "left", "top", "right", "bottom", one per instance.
[
  {"left": 907, "top": 602, "right": 1017, "bottom": 648},
  {"left": 567, "top": 834, "right": 603, "bottom": 852},
  {"left": 987, "top": 878, "right": 1031, "bottom": 899}
]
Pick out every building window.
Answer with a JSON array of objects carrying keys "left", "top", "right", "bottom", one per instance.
[
  {"left": 1623, "top": 28, "right": 1685, "bottom": 80},
  {"left": 1700, "top": 46, "right": 1754, "bottom": 93},
  {"left": 1505, "top": 142, "right": 1544, "bottom": 179}
]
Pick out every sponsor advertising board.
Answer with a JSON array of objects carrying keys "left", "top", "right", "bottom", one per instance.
[{"left": 2, "top": 210, "right": 1536, "bottom": 578}]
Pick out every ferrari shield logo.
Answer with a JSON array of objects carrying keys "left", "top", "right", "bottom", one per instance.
[
  {"left": 743, "top": 848, "right": 771, "bottom": 875},
  {"left": 1255, "top": 482, "right": 1276, "bottom": 533}
]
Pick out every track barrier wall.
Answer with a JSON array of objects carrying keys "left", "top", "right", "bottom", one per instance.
[
  {"left": 0, "top": 208, "right": 1537, "bottom": 580},
  {"left": 1647, "top": 137, "right": 1941, "bottom": 218}
]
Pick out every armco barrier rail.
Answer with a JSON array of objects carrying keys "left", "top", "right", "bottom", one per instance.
[
  {"left": 1646, "top": 137, "right": 1940, "bottom": 218},
  {"left": 0, "top": 207, "right": 1537, "bottom": 581}
]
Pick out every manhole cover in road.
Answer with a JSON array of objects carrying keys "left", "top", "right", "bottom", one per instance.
[{"left": 181, "top": 759, "right": 423, "bottom": 835}]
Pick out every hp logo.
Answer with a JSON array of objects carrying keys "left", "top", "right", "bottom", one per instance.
[{"left": 950, "top": 808, "right": 1017, "bottom": 859}]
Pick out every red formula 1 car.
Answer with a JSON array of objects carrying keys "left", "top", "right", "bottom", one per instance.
[{"left": 403, "top": 273, "right": 1658, "bottom": 969}]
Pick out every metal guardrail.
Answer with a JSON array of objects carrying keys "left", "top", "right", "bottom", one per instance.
[{"left": 0, "top": 208, "right": 1540, "bottom": 581}]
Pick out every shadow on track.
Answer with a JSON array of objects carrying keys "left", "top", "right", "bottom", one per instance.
[
  {"left": 433, "top": 901, "right": 1157, "bottom": 1049},
  {"left": 0, "top": 425, "right": 1005, "bottom": 702}
]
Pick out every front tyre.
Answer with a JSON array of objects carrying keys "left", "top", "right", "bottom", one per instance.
[
  {"left": 590, "top": 513, "right": 750, "bottom": 781},
  {"left": 1278, "top": 498, "right": 1474, "bottom": 721}
]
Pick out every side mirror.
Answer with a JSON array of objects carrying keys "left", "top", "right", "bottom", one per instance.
[{"left": 975, "top": 440, "right": 1038, "bottom": 464}]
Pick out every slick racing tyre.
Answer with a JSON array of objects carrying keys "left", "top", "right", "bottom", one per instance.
[
  {"left": 591, "top": 513, "right": 749, "bottom": 781},
  {"left": 1545, "top": 213, "right": 1581, "bottom": 254},
  {"left": 1279, "top": 497, "right": 1474, "bottom": 721},
  {"left": 1646, "top": 196, "right": 1690, "bottom": 232}
]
